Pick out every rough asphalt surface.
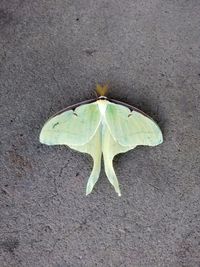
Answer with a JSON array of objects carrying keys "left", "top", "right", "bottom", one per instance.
[{"left": 0, "top": 1, "right": 200, "bottom": 266}]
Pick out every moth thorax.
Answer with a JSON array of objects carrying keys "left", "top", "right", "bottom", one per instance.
[{"left": 97, "top": 100, "right": 108, "bottom": 116}]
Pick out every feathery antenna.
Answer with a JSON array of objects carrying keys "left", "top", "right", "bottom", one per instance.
[{"left": 96, "top": 84, "right": 109, "bottom": 96}]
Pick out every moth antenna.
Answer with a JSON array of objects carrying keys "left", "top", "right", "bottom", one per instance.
[{"left": 96, "top": 83, "right": 109, "bottom": 96}]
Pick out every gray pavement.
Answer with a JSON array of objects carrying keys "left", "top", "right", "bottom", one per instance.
[{"left": 0, "top": 0, "right": 200, "bottom": 266}]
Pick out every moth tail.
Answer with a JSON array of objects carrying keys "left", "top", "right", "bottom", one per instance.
[
  {"left": 86, "top": 155, "right": 101, "bottom": 195},
  {"left": 103, "top": 156, "right": 121, "bottom": 196}
]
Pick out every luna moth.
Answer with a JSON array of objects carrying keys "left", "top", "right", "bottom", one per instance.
[{"left": 39, "top": 85, "right": 163, "bottom": 196}]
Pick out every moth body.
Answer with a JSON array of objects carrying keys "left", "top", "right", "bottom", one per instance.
[{"left": 97, "top": 99, "right": 108, "bottom": 118}]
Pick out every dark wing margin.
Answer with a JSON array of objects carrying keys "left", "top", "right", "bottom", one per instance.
[
  {"left": 50, "top": 98, "right": 97, "bottom": 118},
  {"left": 108, "top": 98, "right": 151, "bottom": 119}
]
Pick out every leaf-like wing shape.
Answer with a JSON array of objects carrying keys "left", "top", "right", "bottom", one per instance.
[
  {"left": 70, "top": 127, "right": 102, "bottom": 195},
  {"left": 102, "top": 123, "right": 135, "bottom": 196},
  {"left": 105, "top": 102, "right": 163, "bottom": 147},
  {"left": 40, "top": 102, "right": 101, "bottom": 146}
]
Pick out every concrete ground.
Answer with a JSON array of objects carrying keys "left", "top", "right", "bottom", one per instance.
[{"left": 0, "top": 0, "right": 200, "bottom": 266}]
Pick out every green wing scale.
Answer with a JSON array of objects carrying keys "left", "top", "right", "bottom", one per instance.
[
  {"left": 40, "top": 102, "right": 101, "bottom": 146},
  {"left": 105, "top": 102, "right": 163, "bottom": 147},
  {"left": 40, "top": 90, "right": 163, "bottom": 196}
]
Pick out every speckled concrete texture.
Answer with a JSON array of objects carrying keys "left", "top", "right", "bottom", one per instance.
[{"left": 0, "top": 0, "right": 200, "bottom": 266}]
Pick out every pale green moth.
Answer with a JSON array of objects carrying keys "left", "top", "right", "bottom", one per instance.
[{"left": 39, "top": 85, "right": 163, "bottom": 196}]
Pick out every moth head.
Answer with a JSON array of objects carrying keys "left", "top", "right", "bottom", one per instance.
[{"left": 96, "top": 84, "right": 109, "bottom": 97}]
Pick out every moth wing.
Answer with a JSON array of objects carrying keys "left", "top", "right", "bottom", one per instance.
[
  {"left": 39, "top": 102, "right": 101, "bottom": 146},
  {"left": 70, "top": 127, "right": 102, "bottom": 195},
  {"left": 105, "top": 102, "right": 163, "bottom": 147},
  {"left": 102, "top": 123, "right": 134, "bottom": 196}
]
